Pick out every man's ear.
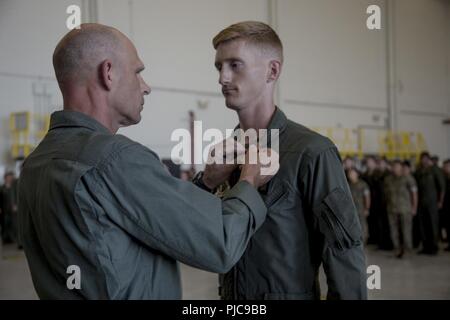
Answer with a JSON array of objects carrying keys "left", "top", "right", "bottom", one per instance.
[
  {"left": 267, "top": 60, "right": 282, "bottom": 83},
  {"left": 99, "top": 59, "right": 113, "bottom": 91}
]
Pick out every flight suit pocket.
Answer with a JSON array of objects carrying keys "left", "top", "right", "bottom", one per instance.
[
  {"left": 314, "top": 188, "right": 362, "bottom": 252},
  {"left": 260, "top": 180, "right": 287, "bottom": 208}
]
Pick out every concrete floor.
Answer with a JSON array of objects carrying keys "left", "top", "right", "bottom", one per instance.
[{"left": 1, "top": 243, "right": 449, "bottom": 300}]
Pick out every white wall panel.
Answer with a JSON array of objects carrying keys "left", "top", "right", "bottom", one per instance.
[
  {"left": 278, "top": 0, "right": 387, "bottom": 110},
  {"left": 394, "top": 0, "right": 449, "bottom": 114},
  {"left": 398, "top": 112, "right": 450, "bottom": 162},
  {"left": 0, "top": 0, "right": 449, "bottom": 167},
  {"left": 129, "top": 0, "right": 268, "bottom": 93},
  {"left": 0, "top": 0, "right": 83, "bottom": 77}
]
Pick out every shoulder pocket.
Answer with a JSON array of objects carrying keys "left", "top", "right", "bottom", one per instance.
[{"left": 314, "top": 188, "right": 362, "bottom": 251}]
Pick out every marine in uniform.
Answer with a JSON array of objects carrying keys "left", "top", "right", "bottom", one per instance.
[
  {"left": 210, "top": 21, "right": 367, "bottom": 300},
  {"left": 414, "top": 153, "right": 446, "bottom": 255},
  {"left": 384, "top": 160, "right": 418, "bottom": 258}
]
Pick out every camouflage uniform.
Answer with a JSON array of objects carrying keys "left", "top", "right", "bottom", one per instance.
[
  {"left": 349, "top": 180, "right": 370, "bottom": 243},
  {"left": 383, "top": 174, "right": 417, "bottom": 251},
  {"left": 415, "top": 165, "right": 446, "bottom": 253}
]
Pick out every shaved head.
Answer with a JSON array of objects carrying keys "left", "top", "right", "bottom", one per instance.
[
  {"left": 52, "top": 23, "right": 150, "bottom": 133},
  {"left": 53, "top": 23, "right": 126, "bottom": 86}
]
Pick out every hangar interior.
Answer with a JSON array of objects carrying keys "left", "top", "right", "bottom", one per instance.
[{"left": 0, "top": 0, "right": 449, "bottom": 299}]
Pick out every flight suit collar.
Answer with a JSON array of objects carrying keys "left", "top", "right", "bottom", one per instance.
[
  {"left": 267, "top": 106, "right": 288, "bottom": 133},
  {"left": 49, "top": 110, "right": 111, "bottom": 135},
  {"left": 233, "top": 106, "right": 287, "bottom": 150},
  {"left": 234, "top": 106, "right": 288, "bottom": 133}
]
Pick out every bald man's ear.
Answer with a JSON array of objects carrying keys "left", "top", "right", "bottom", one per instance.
[
  {"left": 267, "top": 60, "right": 281, "bottom": 83},
  {"left": 99, "top": 59, "right": 113, "bottom": 91}
]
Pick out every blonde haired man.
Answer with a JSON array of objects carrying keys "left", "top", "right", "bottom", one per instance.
[{"left": 210, "top": 21, "right": 367, "bottom": 300}]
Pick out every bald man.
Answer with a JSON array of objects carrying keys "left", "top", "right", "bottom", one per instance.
[{"left": 18, "top": 24, "right": 274, "bottom": 299}]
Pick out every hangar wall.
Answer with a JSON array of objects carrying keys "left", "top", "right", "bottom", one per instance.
[{"left": 0, "top": 0, "right": 449, "bottom": 169}]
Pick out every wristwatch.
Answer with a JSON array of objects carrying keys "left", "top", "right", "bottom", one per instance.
[{"left": 192, "top": 171, "right": 214, "bottom": 193}]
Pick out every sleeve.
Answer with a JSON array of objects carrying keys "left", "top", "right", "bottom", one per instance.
[
  {"left": 434, "top": 167, "right": 446, "bottom": 195},
  {"left": 13, "top": 180, "right": 19, "bottom": 207},
  {"left": 91, "top": 143, "right": 267, "bottom": 273},
  {"left": 382, "top": 177, "right": 390, "bottom": 201},
  {"left": 300, "top": 146, "right": 367, "bottom": 300},
  {"left": 407, "top": 176, "right": 418, "bottom": 193},
  {"left": 362, "top": 182, "right": 370, "bottom": 196}
]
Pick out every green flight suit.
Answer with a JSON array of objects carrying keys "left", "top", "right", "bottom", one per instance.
[
  {"left": 18, "top": 110, "right": 267, "bottom": 299},
  {"left": 215, "top": 108, "right": 367, "bottom": 300}
]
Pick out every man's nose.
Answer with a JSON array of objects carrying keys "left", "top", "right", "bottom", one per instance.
[
  {"left": 142, "top": 79, "right": 151, "bottom": 95},
  {"left": 219, "top": 68, "right": 231, "bottom": 85}
]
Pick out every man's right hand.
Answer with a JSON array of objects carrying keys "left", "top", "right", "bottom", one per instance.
[{"left": 203, "top": 137, "right": 246, "bottom": 189}]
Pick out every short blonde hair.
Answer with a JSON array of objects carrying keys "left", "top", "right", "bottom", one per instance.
[{"left": 212, "top": 21, "right": 283, "bottom": 62}]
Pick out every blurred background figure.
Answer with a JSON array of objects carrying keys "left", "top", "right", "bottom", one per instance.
[
  {"left": 431, "top": 155, "right": 441, "bottom": 168},
  {"left": 402, "top": 160, "right": 414, "bottom": 177},
  {"left": 414, "top": 152, "right": 446, "bottom": 255},
  {"left": 343, "top": 156, "right": 356, "bottom": 171},
  {"left": 0, "top": 171, "right": 18, "bottom": 246},
  {"left": 375, "top": 157, "right": 392, "bottom": 250},
  {"left": 442, "top": 159, "right": 450, "bottom": 251},
  {"left": 383, "top": 160, "right": 418, "bottom": 258},
  {"left": 347, "top": 168, "right": 371, "bottom": 244},
  {"left": 432, "top": 155, "right": 448, "bottom": 243},
  {"left": 378, "top": 157, "right": 391, "bottom": 174},
  {"left": 361, "top": 156, "right": 379, "bottom": 246},
  {"left": 404, "top": 160, "right": 421, "bottom": 249}
]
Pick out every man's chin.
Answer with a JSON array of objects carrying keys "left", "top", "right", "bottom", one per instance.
[
  {"left": 225, "top": 100, "right": 241, "bottom": 111},
  {"left": 135, "top": 114, "right": 142, "bottom": 124},
  {"left": 126, "top": 114, "right": 142, "bottom": 126}
]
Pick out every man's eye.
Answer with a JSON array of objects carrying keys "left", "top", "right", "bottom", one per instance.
[{"left": 231, "top": 62, "right": 241, "bottom": 69}]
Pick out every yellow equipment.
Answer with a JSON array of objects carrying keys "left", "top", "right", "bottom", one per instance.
[
  {"left": 9, "top": 111, "right": 50, "bottom": 159},
  {"left": 311, "top": 126, "right": 427, "bottom": 160}
]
